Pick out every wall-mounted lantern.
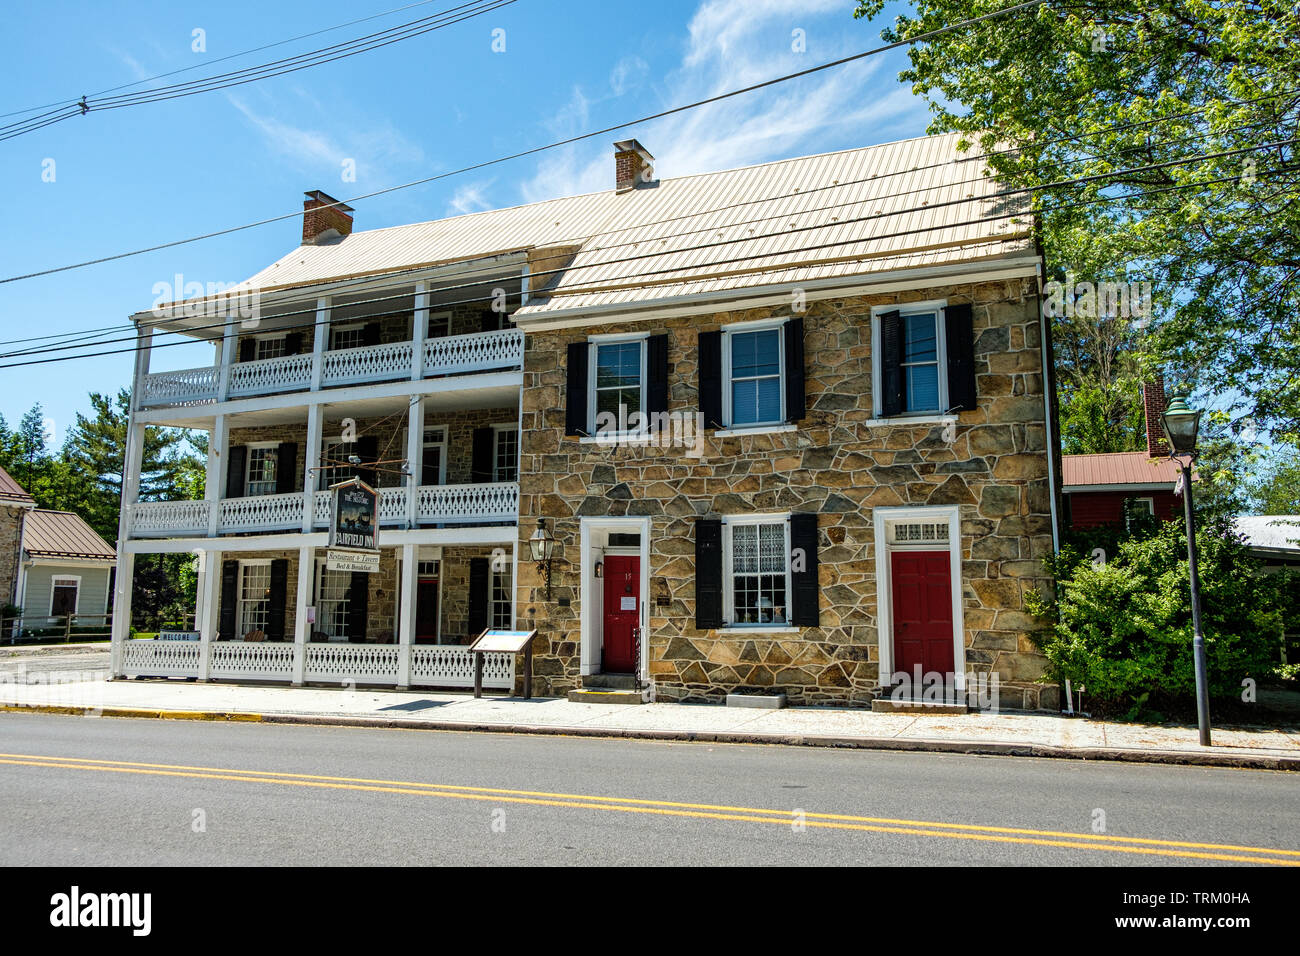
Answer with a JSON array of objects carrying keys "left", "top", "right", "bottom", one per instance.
[{"left": 530, "top": 518, "right": 556, "bottom": 601}]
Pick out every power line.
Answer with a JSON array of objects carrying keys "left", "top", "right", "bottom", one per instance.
[
  {"left": 0, "top": 144, "right": 1290, "bottom": 371},
  {"left": 0, "top": 0, "right": 1050, "bottom": 285},
  {"left": 0, "top": 1, "right": 516, "bottom": 141}
]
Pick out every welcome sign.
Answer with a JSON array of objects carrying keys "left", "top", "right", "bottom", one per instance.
[{"left": 328, "top": 478, "right": 378, "bottom": 551}]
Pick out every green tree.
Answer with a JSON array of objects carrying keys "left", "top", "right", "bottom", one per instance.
[
  {"left": 1250, "top": 448, "right": 1300, "bottom": 514},
  {"left": 854, "top": 0, "right": 1300, "bottom": 444}
]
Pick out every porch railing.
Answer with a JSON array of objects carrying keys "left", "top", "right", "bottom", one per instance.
[
  {"left": 118, "top": 639, "right": 515, "bottom": 690},
  {"left": 137, "top": 328, "right": 523, "bottom": 408},
  {"left": 129, "top": 482, "right": 519, "bottom": 538}
]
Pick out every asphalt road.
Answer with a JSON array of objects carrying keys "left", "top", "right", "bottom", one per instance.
[{"left": 1, "top": 711, "right": 1297, "bottom": 866}]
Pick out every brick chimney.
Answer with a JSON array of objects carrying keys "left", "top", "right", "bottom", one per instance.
[
  {"left": 302, "top": 190, "right": 354, "bottom": 244},
  {"left": 614, "top": 139, "right": 655, "bottom": 193},
  {"left": 1143, "top": 376, "right": 1169, "bottom": 458}
]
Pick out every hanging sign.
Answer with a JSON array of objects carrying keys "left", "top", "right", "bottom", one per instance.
[
  {"left": 329, "top": 477, "right": 378, "bottom": 551},
  {"left": 326, "top": 550, "right": 380, "bottom": 573}
]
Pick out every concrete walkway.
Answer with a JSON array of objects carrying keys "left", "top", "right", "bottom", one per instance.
[{"left": 1, "top": 670, "right": 1298, "bottom": 770}]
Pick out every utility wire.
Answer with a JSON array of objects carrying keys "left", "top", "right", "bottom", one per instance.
[{"left": 0, "top": 0, "right": 1051, "bottom": 284}]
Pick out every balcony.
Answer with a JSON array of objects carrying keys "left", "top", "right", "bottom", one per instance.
[
  {"left": 138, "top": 328, "right": 523, "bottom": 409},
  {"left": 128, "top": 482, "right": 519, "bottom": 538}
]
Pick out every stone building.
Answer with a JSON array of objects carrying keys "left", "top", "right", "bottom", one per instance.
[{"left": 110, "top": 133, "right": 1062, "bottom": 710}]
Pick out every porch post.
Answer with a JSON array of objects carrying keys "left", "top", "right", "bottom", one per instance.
[
  {"left": 412, "top": 281, "right": 429, "bottom": 380},
  {"left": 397, "top": 543, "right": 417, "bottom": 689},
  {"left": 310, "top": 296, "right": 330, "bottom": 392},
  {"left": 198, "top": 549, "right": 220, "bottom": 681},
  {"left": 217, "top": 316, "right": 237, "bottom": 402},
  {"left": 111, "top": 340, "right": 149, "bottom": 676},
  {"left": 293, "top": 546, "right": 312, "bottom": 685},
  {"left": 108, "top": 553, "right": 134, "bottom": 678},
  {"left": 207, "top": 413, "right": 227, "bottom": 537},
  {"left": 405, "top": 398, "right": 424, "bottom": 529},
  {"left": 303, "top": 404, "right": 323, "bottom": 532}
]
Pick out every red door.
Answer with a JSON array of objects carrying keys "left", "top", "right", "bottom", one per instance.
[
  {"left": 601, "top": 556, "right": 640, "bottom": 672},
  {"left": 891, "top": 550, "right": 954, "bottom": 678}
]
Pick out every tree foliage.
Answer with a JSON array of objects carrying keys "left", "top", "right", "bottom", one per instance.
[{"left": 855, "top": 0, "right": 1300, "bottom": 445}]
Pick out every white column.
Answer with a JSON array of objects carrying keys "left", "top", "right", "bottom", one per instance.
[
  {"left": 310, "top": 296, "right": 330, "bottom": 391},
  {"left": 293, "top": 546, "right": 312, "bottom": 685},
  {"left": 207, "top": 414, "right": 227, "bottom": 537},
  {"left": 397, "top": 543, "right": 417, "bottom": 689},
  {"left": 511, "top": 539, "right": 519, "bottom": 630},
  {"left": 198, "top": 549, "right": 220, "bottom": 681},
  {"left": 303, "top": 404, "right": 323, "bottom": 532},
  {"left": 405, "top": 398, "right": 424, "bottom": 529},
  {"left": 412, "top": 281, "right": 429, "bottom": 380},
  {"left": 109, "top": 553, "right": 134, "bottom": 677},
  {"left": 217, "top": 316, "right": 238, "bottom": 402},
  {"left": 520, "top": 263, "right": 530, "bottom": 307}
]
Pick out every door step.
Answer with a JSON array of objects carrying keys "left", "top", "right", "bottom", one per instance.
[
  {"left": 872, "top": 698, "right": 969, "bottom": 715},
  {"left": 567, "top": 688, "right": 644, "bottom": 705},
  {"left": 583, "top": 673, "right": 638, "bottom": 690}
]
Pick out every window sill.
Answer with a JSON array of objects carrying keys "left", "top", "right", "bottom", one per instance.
[
  {"left": 575, "top": 433, "right": 654, "bottom": 446},
  {"left": 863, "top": 414, "right": 957, "bottom": 427},
  {"left": 717, "top": 625, "right": 801, "bottom": 635},
  {"left": 713, "top": 424, "right": 796, "bottom": 438}
]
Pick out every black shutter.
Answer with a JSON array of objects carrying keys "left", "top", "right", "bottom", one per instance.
[
  {"left": 267, "top": 559, "right": 289, "bottom": 640},
  {"left": 468, "top": 558, "right": 489, "bottom": 634},
  {"left": 471, "top": 428, "right": 494, "bottom": 482},
  {"left": 698, "top": 330, "right": 722, "bottom": 429},
  {"left": 238, "top": 338, "right": 256, "bottom": 362},
  {"left": 225, "top": 445, "right": 247, "bottom": 498},
  {"left": 646, "top": 333, "right": 669, "bottom": 428},
  {"left": 218, "top": 560, "right": 239, "bottom": 640},
  {"left": 944, "top": 302, "right": 977, "bottom": 412},
  {"left": 347, "top": 572, "right": 369, "bottom": 640},
  {"left": 363, "top": 322, "right": 381, "bottom": 346},
  {"left": 275, "top": 442, "right": 298, "bottom": 494},
  {"left": 564, "top": 341, "right": 589, "bottom": 436},
  {"left": 695, "top": 518, "right": 723, "bottom": 629},
  {"left": 789, "top": 513, "right": 820, "bottom": 627},
  {"left": 879, "top": 310, "right": 904, "bottom": 417},
  {"left": 284, "top": 332, "right": 304, "bottom": 356},
  {"left": 784, "top": 317, "right": 806, "bottom": 423},
  {"left": 480, "top": 309, "right": 501, "bottom": 333},
  {"left": 356, "top": 435, "right": 378, "bottom": 486}
]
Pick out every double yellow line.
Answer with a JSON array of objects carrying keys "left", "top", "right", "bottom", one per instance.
[{"left": 3, "top": 751, "right": 1297, "bottom": 865}]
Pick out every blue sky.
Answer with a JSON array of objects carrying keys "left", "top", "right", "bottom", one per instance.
[{"left": 0, "top": 0, "right": 927, "bottom": 444}]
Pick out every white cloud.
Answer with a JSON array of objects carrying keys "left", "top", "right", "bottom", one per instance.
[
  {"left": 516, "top": 0, "right": 926, "bottom": 203},
  {"left": 446, "top": 182, "right": 496, "bottom": 216},
  {"left": 609, "top": 55, "right": 650, "bottom": 96}
]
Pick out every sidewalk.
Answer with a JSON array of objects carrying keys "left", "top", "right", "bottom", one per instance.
[{"left": 2, "top": 672, "right": 1299, "bottom": 770}]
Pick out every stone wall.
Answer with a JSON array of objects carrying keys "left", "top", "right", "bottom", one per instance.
[
  {"left": 0, "top": 504, "right": 24, "bottom": 610},
  {"left": 516, "top": 279, "right": 1059, "bottom": 711}
]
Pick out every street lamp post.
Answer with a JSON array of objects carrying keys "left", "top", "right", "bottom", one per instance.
[{"left": 1161, "top": 395, "right": 1211, "bottom": 746}]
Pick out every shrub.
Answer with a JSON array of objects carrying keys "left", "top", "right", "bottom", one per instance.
[{"left": 1025, "top": 516, "right": 1281, "bottom": 717}]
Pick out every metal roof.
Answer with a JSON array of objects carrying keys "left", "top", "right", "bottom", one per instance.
[
  {"left": 1061, "top": 452, "right": 1184, "bottom": 489},
  {"left": 22, "top": 510, "right": 116, "bottom": 560},
  {"left": 0, "top": 465, "right": 35, "bottom": 506},
  {"left": 1233, "top": 515, "right": 1300, "bottom": 553},
  {"left": 180, "top": 133, "right": 1033, "bottom": 319}
]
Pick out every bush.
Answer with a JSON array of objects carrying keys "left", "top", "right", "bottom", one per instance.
[{"left": 1025, "top": 516, "right": 1281, "bottom": 718}]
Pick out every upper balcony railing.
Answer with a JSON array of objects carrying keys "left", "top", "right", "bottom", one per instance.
[
  {"left": 128, "top": 482, "right": 520, "bottom": 538},
  {"left": 138, "top": 328, "right": 523, "bottom": 409}
]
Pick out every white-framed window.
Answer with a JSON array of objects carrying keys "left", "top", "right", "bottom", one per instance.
[
  {"left": 491, "top": 566, "right": 512, "bottom": 629},
  {"left": 49, "top": 576, "right": 80, "bottom": 617},
  {"left": 722, "top": 515, "right": 791, "bottom": 628},
  {"left": 421, "top": 426, "right": 447, "bottom": 485},
  {"left": 427, "top": 311, "right": 451, "bottom": 338},
  {"left": 1123, "top": 496, "right": 1155, "bottom": 532},
  {"left": 723, "top": 321, "right": 785, "bottom": 427},
  {"left": 493, "top": 425, "right": 518, "bottom": 481},
  {"left": 331, "top": 323, "right": 365, "bottom": 351},
  {"left": 314, "top": 561, "right": 352, "bottom": 640},
  {"left": 237, "top": 561, "right": 272, "bottom": 637},
  {"left": 246, "top": 444, "right": 280, "bottom": 496},
  {"left": 319, "top": 436, "right": 358, "bottom": 490},
  {"left": 587, "top": 334, "right": 647, "bottom": 435},
  {"left": 872, "top": 301, "right": 949, "bottom": 416},
  {"left": 254, "top": 335, "right": 287, "bottom": 361}
]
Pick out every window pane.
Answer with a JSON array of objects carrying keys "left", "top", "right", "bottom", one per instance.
[
  {"left": 905, "top": 363, "right": 939, "bottom": 412},
  {"left": 731, "top": 330, "right": 780, "bottom": 378},
  {"left": 728, "top": 375, "right": 782, "bottom": 425},
  {"left": 903, "top": 314, "right": 937, "bottom": 363},
  {"left": 596, "top": 342, "right": 640, "bottom": 388}
]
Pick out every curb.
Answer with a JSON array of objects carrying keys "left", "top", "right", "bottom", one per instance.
[{"left": 5, "top": 702, "right": 1299, "bottom": 771}]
